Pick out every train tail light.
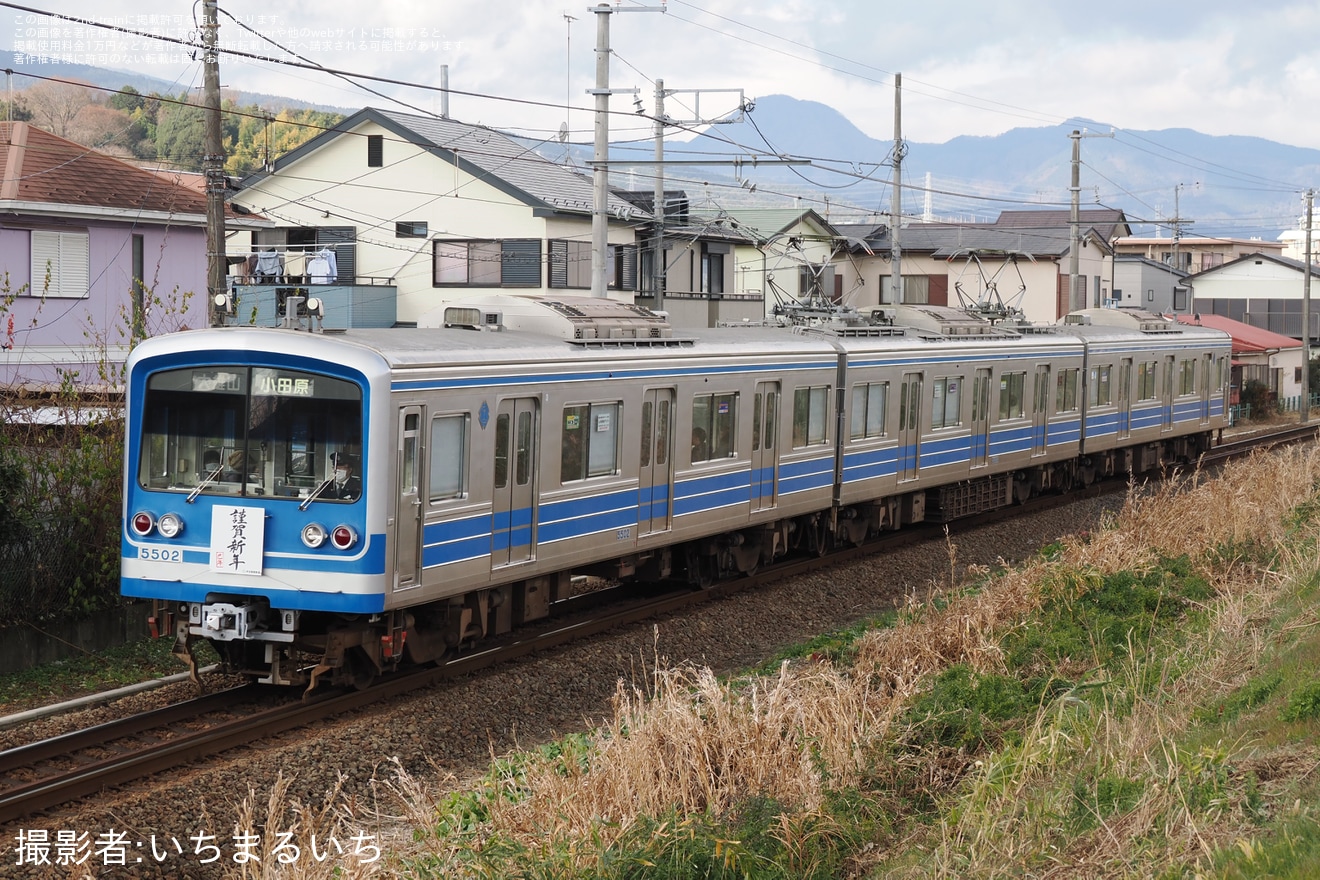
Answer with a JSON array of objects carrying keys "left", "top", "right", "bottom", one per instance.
[
  {"left": 131, "top": 512, "right": 155, "bottom": 536},
  {"left": 331, "top": 525, "right": 358, "bottom": 550}
]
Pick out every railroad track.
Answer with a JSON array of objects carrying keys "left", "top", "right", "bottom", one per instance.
[{"left": 2, "top": 422, "right": 1314, "bottom": 825}]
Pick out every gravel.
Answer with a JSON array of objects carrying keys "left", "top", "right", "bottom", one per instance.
[{"left": 3, "top": 492, "right": 1124, "bottom": 878}]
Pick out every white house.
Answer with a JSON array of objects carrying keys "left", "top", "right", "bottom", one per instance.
[
  {"left": 229, "top": 107, "right": 650, "bottom": 326},
  {"left": 1187, "top": 252, "right": 1320, "bottom": 341}
]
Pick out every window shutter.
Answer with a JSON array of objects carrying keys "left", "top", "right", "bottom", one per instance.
[
  {"left": 500, "top": 239, "right": 541, "bottom": 286},
  {"left": 31, "top": 230, "right": 89, "bottom": 298},
  {"left": 548, "top": 240, "right": 568, "bottom": 288}
]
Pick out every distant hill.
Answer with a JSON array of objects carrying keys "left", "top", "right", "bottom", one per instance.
[
  {"left": 611, "top": 94, "right": 1320, "bottom": 240},
  {"left": 0, "top": 51, "right": 351, "bottom": 114},
  {"left": 11, "top": 50, "right": 1312, "bottom": 239}
]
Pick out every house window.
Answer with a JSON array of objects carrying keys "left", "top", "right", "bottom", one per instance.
[
  {"left": 1173, "top": 286, "right": 1189, "bottom": 311},
  {"left": 548, "top": 239, "right": 591, "bottom": 289},
  {"left": 879, "top": 274, "right": 929, "bottom": 304},
  {"left": 396, "top": 221, "right": 428, "bottom": 238},
  {"left": 606, "top": 244, "right": 637, "bottom": 291},
  {"left": 30, "top": 230, "right": 90, "bottom": 299},
  {"left": 932, "top": 376, "right": 962, "bottom": 428},
  {"left": 433, "top": 239, "right": 541, "bottom": 287},
  {"left": 701, "top": 243, "right": 726, "bottom": 295},
  {"left": 367, "top": 134, "right": 383, "bottom": 167}
]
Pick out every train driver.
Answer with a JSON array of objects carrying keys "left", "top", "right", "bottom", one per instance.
[{"left": 329, "top": 452, "right": 361, "bottom": 501}]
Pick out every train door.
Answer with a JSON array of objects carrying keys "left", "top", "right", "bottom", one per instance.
[
  {"left": 1200, "top": 352, "right": 1213, "bottom": 424},
  {"left": 1162, "top": 355, "right": 1175, "bottom": 431},
  {"left": 971, "top": 368, "right": 991, "bottom": 468},
  {"left": 395, "top": 406, "right": 423, "bottom": 592},
  {"left": 1118, "top": 358, "right": 1132, "bottom": 440},
  {"left": 1032, "top": 364, "right": 1050, "bottom": 456},
  {"left": 898, "top": 373, "right": 922, "bottom": 482},
  {"left": 751, "top": 381, "right": 780, "bottom": 511},
  {"left": 639, "top": 388, "right": 675, "bottom": 536},
  {"left": 492, "top": 397, "right": 539, "bottom": 567}
]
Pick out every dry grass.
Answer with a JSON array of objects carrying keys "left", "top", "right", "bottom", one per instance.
[{"left": 231, "top": 445, "right": 1320, "bottom": 878}]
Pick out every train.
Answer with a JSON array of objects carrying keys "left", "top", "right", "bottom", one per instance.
[{"left": 120, "top": 294, "right": 1231, "bottom": 690}]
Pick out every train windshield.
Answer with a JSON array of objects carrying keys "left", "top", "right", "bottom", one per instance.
[{"left": 137, "top": 366, "right": 363, "bottom": 501}]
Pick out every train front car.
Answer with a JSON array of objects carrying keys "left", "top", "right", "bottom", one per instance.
[{"left": 121, "top": 328, "right": 391, "bottom": 689}]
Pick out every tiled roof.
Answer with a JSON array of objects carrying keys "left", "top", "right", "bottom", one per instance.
[
  {"left": 721, "top": 208, "right": 839, "bottom": 241},
  {"left": 0, "top": 121, "right": 215, "bottom": 218},
  {"left": 1176, "top": 313, "right": 1301, "bottom": 354},
  {"left": 995, "top": 208, "right": 1131, "bottom": 241}
]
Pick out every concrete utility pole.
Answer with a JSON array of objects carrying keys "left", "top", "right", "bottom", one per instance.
[
  {"left": 1169, "top": 183, "right": 1195, "bottom": 276},
  {"left": 647, "top": 83, "right": 749, "bottom": 312},
  {"left": 889, "top": 73, "right": 903, "bottom": 305},
  {"left": 1304, "top": 188, "right": 1313, "bottom": 424},
  {"left": 652, "top": 78, "right": 665, "bottom": 310},
  {"left": 587, "top": 3, "right": 663, "bottom": 298},
  {"left": 1068, "top": 128, "right": 1113, "bottom": 313},
  {"left": 203, "top": 0, "right": 226, "bottom": 326}
]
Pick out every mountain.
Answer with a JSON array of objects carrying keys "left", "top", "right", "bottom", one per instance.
[
  {"left": 612, "top": 94, "right": 1320, "bottom": 240},
  {"left": 0, "top": 51, "right": 350, "bottom": 114}
]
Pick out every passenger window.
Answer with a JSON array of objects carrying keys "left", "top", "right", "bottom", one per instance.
[
  {"left": 640, "top": 401, "right": 653, "bottom": 468},
  {"left": 999, "top": 373, "right": 1025, "bottom": 420},
  {"left": 561, "top": 403, "right": 621, "bottom": 482},
  {"left": 1056, "top": 369, "right": 1079, "bottom": 413},
  {"left": 1089, "top": 365, "right": 1112, "bottom": 406},
  {"left": 792, "top": 386, "right": 830, "bottom": 447},
  {"left": 515, "top": 411, "right": 533, "bottom": 486},
  {"left": 1138, "top": 362, "right": 1158, "bottom": 400},
  {"left": 429, "top": 414, "right": 468, "bottom": 501},
  {"left": 851, "top": 382, "right": 888, "bottom": 439},
  {"left": 656, "top": 399, "right": 670, "bottom": 466},
  {"left": 494, "top": 413, "right": 510, "bottom": 490},
  {"left": 691, "top": 393, "right": 737, "bottom": 463},
  {"left": 931, "top": 377, "right": 962, "bottom": 428}
]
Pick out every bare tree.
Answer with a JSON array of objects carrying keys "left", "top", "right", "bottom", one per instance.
[{"left": 23, "top": 79, "right": 96, "bottom": 137}]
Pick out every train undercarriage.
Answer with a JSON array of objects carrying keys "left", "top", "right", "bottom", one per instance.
[{"left": 164, "top": 430, "right": 1214, "bottom": 692}]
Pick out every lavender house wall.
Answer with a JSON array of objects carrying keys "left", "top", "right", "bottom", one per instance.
[{"left": 0, "top": 220, "right": 206, "bottom": 391}]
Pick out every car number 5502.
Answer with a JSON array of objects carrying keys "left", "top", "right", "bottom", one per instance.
[{"left": 138, "top": 546, "right": 183, "bottom": 562}]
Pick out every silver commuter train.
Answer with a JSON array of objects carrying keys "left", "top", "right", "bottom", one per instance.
[{"left": 121, "top": 295, "right": 1230, "bottom": 688}]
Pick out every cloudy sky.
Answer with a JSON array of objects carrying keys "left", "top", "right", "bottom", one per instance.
[{"left": 10, "top": 0, "right": 1320, "bottom": 149}]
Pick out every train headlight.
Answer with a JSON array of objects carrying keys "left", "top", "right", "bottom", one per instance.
[
  {"left": 131, "top": 512, "right": 155, "bottom": 536},
  {"left": 301, "top": 522, "right": 327, "bottom": 549},
  {"left": 331, "top": 525, "right": 358, "bottom": 550},
  {"left": 157, "top": 513, "right": 184, "bottom": 538}
]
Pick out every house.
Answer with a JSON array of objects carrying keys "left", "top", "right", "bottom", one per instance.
[
  {"left": 1187, "top": 252, "right": 1320, "bottom": 341},
  {"left": 1176, "top": 313, "right": 1304, "bottom": 405},
  {"left": 1112, "top": 254, "right": 1190, "bottom": 314},
  {"left": 1114, "top": 234, "right": 1284, "bottom": 274},
  {"left": 0, "top": 122, "right": 263, "bottom": 392},
  {"left": 834, "top": 208, "right": 1129, "bottom": 323},
  {"left": 615, "top": 190, "right": 763, "bottom": 327},
  {"left": 229, "top": 107, "right": 651, "bottom": 327},
  {"left": 718, "top": 208, "right": 842, "bottom": 321}
]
